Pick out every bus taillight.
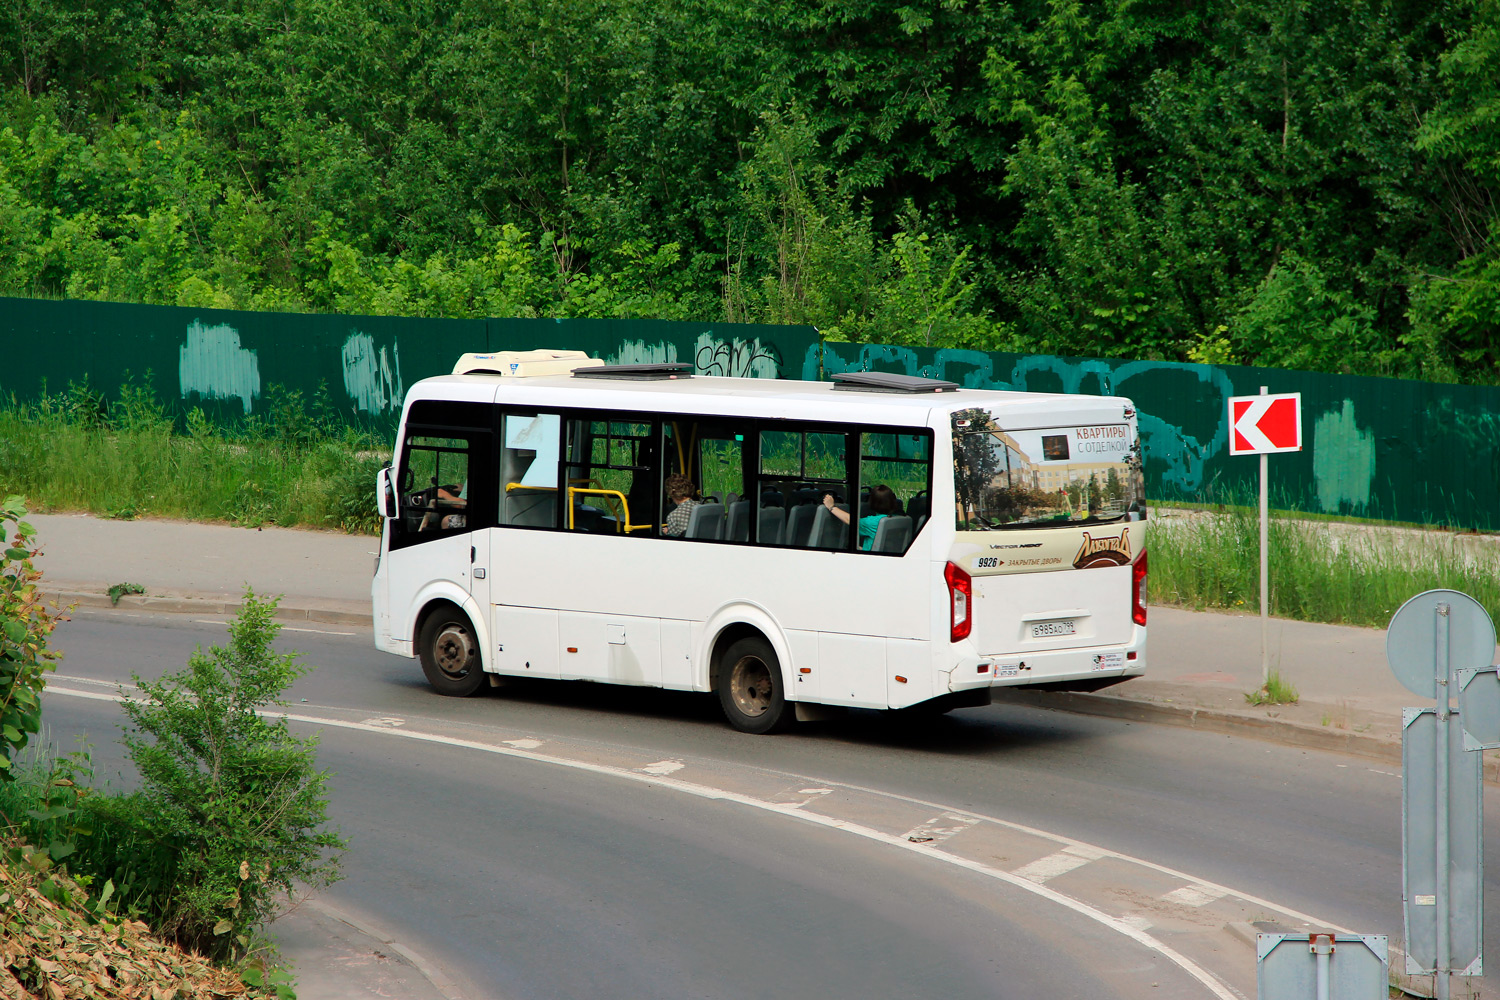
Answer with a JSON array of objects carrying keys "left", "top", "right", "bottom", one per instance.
[
  {"left": 944, "top": 562, "right": 972, "bottom": 642},
  {"left": 1132, "top": 550, "right": 1148, "bottom": 626}
]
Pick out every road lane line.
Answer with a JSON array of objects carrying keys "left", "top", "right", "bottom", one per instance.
[
  {"left": 46, "top": 684, "right": 1241, "bottom": 1000},
  {"left": 774, "top": 773, "right": 1355, "bottom": 935}
]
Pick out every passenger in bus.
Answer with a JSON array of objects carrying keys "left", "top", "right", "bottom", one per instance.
[
  {"left": 421, "top": 483, "right": 467, "bottom": 530},
  {"left": 824, "top": 484, "right": 898, "bottom": 550},
  {"left": 663, "top": 473, "right": 700, "bottom": 537}
]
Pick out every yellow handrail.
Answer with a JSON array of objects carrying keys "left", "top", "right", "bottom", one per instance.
[{"left": 567, "top": 487, "right": 652, "bottom": 533}]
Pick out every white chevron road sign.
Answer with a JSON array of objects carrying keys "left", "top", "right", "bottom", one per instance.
[{"left": 1228, "top": 393, "right": 1302, "bottom": 456}]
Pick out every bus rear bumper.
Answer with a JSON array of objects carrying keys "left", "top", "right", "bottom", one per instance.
[{"left": 945, "top": 635, "right": 1147, "bottom": 694}]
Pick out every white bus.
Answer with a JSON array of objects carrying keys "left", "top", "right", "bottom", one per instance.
[{"left": 372, "top": 350, "right": 1148, "bottom": 733}]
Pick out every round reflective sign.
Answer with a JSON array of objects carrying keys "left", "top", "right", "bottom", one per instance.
[{"left": 1386, "top": 589, "right": 1497, "bottom": 699}]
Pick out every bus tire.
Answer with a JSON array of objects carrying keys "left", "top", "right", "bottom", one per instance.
[
  {"left": 418, "top": 603, "right": 485, "bottom": 697},
  {"left": 716, "top": 635, "right": 793, "bottom": 734}
]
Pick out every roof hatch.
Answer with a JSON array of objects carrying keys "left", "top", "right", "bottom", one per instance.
[
  {"left": 830, "top": 371, "right": 960, "bottom": 393},
  {"left": 571, "top": 362, "right": 694, "bottom": 381}
]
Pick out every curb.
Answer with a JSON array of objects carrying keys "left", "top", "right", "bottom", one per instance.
[
  {"left": 47, "top": 588, "right": 372, "bottom": 627},
  {"left": 999, "top": 689, "right": 1500, "bottom": 785},
  {"left": 300, "top": 899, "right": 467, "bottom": 1000}
]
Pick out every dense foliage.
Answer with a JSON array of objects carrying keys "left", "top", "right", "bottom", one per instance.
[
  {"left": 0, "top": 498, "right": 62, "bottom": 781},
  {"left": 1, "top": 0, "right": 1496, "bottom": 379}
]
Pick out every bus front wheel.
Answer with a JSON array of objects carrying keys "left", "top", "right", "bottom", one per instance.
[
  {"left": 716, "top": 636, "right": 793, "bottom": 734},
  {"left": 418, "top": 604, "right": 485, "bottom": 697}
]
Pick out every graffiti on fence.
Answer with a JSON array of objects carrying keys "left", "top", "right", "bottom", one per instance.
[
  {"left": 1312, "top": 400, "right": 1376, "bottom": 512},
  {"left": 179, "top": 320, "right": 261, "bottom": 415},
  {"left": 607, "top": 333, "right": 782, "bottom": 378},
  {"left": 341, "top": 331, "right": 404, "bottom": 416},
  {"left": 694, "top": 332, "right": 780, "bottom": 378},
  {"left": 810, "top": 341, "right": 1236, "bottom": 497}
]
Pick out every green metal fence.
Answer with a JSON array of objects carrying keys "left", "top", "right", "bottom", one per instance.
[
  {"left": 812, "top": 341, "right": 1500, "bottom": 531},
  {"left": 3, "top": 296, "right": 1497, "bottom": 530},
  {"left": 0, "top": 297, "right": 808, "bottom": 433}
]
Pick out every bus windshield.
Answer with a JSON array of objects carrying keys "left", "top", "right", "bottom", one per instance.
[{"left": 952, "top": 406, "right": 1145, "bottom": 530}]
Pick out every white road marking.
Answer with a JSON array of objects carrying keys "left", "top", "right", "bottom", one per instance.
[
  {"left": 639, "top": 760, "right": 685, "bottom": 776},
  {"left": 798, "top": 788, "right": 833, "bottom": 795},
  {"left": 1164, "top": 885, "right": 1228, "bottom": 907},
  {"left": 903, "top": 812, "right": 980, "bottom": 845},
  {"left": 785, "top": 774, "right": 1355, "bottom": 937},
  {"left": 43, "top": 684, "right": 1302, "bottom": 1000},
  {"left": 1013, "top": 844, "right": 1105, "bottom": 883},
  {"left": 1120, "top": 913, "right": 1154, "bottom": 932},
  {"left": 282, "top": 626, "right": 357, "bottom": 636},
  {"left": 503, "top": 738, "right": 543, "bottom": 750},
  {"left": 360, "top": 717, "right": 406, "bottom": 728}
]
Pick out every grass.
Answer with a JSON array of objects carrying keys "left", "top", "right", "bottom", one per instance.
[
  {"left": 1150, "top": 506, "right": 1500, "bottom": 629},
  {"left": 1245, "top": 670, "right": 1300, "bottom": 706},
  {"left": 0, "top": 377, "right": 388, "bottom": 533}
]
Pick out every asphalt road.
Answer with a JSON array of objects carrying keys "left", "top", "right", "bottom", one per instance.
[{"left": 37, "top": 607, "right": 1500, "bottom": 998}]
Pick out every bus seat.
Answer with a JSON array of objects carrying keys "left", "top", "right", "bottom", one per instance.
[
  {"left": 726, "top": 500, "right": 750, "bottom": 542},
  {"left": 760, "top": 489, "right": 785, "bottom": 508},
  {"left": 907, "top": 493, "right": 930, "bottom": 523},
  {"left": 758, "top": 505, "right": 785, "bottom": 545},
  {"left": 872, "top": 515, "right": 913, "bottom": 554},
  {"left": 915, "top": 514, "right": 927, "bottom": 533},
  {"left": 685, "top": 502, "right": 725, "bottom": 540},
  {"left": 808, "top": 504, "right": 848, "bottom": 549},
  {"left": 785, "top": 503, "right": 817, "bottom": 547}
]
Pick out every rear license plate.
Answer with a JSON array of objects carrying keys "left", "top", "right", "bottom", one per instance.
[{"left": 1031, "top": 620, "right": 1077, "bottom": 638}]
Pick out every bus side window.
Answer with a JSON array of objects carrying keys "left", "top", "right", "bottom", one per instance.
[
  {"left": 858, "top": 430, "right": 933, "bottom": 554},
  {"left": 757, "top": 428, "right": 851, "bottom": 548},
  {"left": 662, "top": 421, "right": 750, "bottom": 541},
  {"left": 500, "top": 412, "right": 561, "bottom": 528},
  {"left": 564, "top": 417, "right": 658, "bottom": 535}
]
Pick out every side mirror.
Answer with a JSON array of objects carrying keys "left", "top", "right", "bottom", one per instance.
[{"left": 376, "top": 466, "right": 397, "bottom": 519}]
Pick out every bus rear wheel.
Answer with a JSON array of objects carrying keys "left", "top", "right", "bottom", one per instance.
[
  {"left": 418, "top": 604, "right": 485, "bottom": 697},
  {"left": 716, "top": 636, "right": 793, "bottom": 734}
]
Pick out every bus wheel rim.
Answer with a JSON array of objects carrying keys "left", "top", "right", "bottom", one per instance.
[
  {"left": 434, "top": 624, "right": 474, "bottom": 679},
  {"left": 729, "top": 655, "right": 772, "bottom": 718}
]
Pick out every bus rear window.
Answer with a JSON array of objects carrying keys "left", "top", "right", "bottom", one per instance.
[{"left": 952, "top": 407, "right": 1144, "bottom": 530}]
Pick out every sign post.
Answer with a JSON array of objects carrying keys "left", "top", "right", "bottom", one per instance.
[
  {"left": 1388, "top": 589, "right": 1495, "bottom": 999},
  {"left": 1228, "top": 388, "right": 1302, "bottom": 683}
]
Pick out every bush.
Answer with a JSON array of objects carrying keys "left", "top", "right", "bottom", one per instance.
[
  {"left": 118, "top": 589, "right": 346, "bottom": 960},
  {"left": 0, "top": 495, "right": 64, "bottom": 781}
]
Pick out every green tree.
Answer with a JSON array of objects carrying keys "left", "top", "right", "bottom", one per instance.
[{"left": 119, "top": 589, "right": 345, "bottom": 960}]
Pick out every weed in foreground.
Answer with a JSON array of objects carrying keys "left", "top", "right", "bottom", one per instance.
[{"left": 1245, "top": 670, "right": 1300, "bottom": 706}]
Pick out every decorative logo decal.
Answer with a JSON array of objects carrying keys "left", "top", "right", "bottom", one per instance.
[{"left": 1073, "top": 528, "right": 1132, "bottom": 569}]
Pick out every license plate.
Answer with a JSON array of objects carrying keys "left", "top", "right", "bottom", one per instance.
[{"left": 1031, "top": 620, "right": 1076, "bottom": 638}]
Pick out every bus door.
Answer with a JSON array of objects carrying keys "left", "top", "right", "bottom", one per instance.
[
  {"left": 491, "top": 411, "right": 564, "bottom": 679},
  {"left": 387, "top": 410, "right": 493, "bottom": 641}
]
